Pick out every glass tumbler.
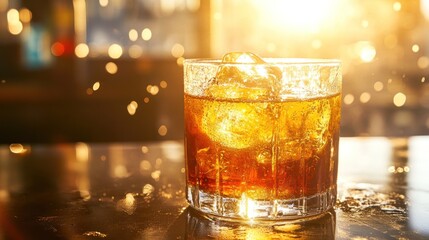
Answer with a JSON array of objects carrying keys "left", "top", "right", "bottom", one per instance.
[{"left": 184, "top": 54, "right": 342, "bottom": 222}]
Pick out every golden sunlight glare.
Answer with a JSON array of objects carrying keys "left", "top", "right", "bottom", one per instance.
[{"left": 257, "top": 0, "right": 338, "bottom": 32}]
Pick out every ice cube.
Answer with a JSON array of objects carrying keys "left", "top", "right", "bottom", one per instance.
[
  {"left": 277, "top": 97, "right": 332, "bottom": 162},
  {"left": 206, "top": 52, "right": 282, "bottom": 101},
  {"left": 201, "top": 101, "right": 274, "bottom": 149},
  {"left": 221, "top": 52, "right": 265, "bottom": 64}
]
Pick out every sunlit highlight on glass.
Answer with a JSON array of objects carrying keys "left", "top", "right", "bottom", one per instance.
[{"left": 238, "top": 193, "right": 257, "bottom": 219}]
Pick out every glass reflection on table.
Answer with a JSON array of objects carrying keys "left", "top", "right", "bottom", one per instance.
[{"left": 167, "top": 207, "right": 336, "bottom": 239}]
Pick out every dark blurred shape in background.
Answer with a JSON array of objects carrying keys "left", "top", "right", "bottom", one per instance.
[{"left": 0, "top": 0, "right": 428, "bottom": 143}]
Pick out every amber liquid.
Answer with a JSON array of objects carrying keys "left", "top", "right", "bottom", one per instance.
[{"left": 185, "top": 93, "right": 341, "bottom": 200}]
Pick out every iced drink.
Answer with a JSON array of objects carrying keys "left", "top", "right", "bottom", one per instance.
[{"left": 184, "top": 52, "right": 342, "bottom": 221}]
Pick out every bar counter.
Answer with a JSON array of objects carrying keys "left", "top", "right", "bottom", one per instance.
[{"left": 0, "top": 137, "right": 428, "bottom": 239}]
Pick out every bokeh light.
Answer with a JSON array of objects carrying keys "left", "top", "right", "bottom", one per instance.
[
  {"left": 127, "top": 101, "right": 138, "bottom": 116},
  {"left": 105, "top": 62, "right": 118, "bottom": 74},
  {"left": 75, "top": 43, "right": 90, "bottom": 58},
  {"left": 158, "top": 125, "right": 168, "bottom": 136},
  {"left": 19, "top": 8, "right": 32, "bottom": 23},
  {"left": 129, "top": 29, "right": 138, "bottom": 41},
  {"left": 108, "top": 44, "right": 123, "bottom": 59},
  {"left": 417, "top": 56, "right": 429, "bottom": 69},
  {"left": 393, "top": 92, "right": 407, "bottom": 107},
  {"left": 393, "top": 1, "right": 402, "bottom": 12},
  {"left": 360, "top": 92, "right": 371, "bottom": 103},
  {"left": 344, "top": 94, "right": 355, "bottom": 105},
  {"left": 374, "top": 81, "right": 384, "bottom": 92},
  {"left": 171, "top": 43, "right": 185, "bottom": 58},
  {"left": 99, "top": 0, "right": 109, "bottom": 7},
  {"left": 160, "top": 81, "right": 168, "bottom": 88},
  {"left": 412, "top": 44, "right": 420, "bottom": 53},
  {"left": 128, "top": 45, "right": 143, "bottom": 58},
  {"left": 141, "top": 28, "right": 152, "bottom": 41},
  {"left": 92, "top": 82, "right": 100, "bottom": 91},
  {"left": 51, "top": 42, "right": 65, "bottom": 57}
]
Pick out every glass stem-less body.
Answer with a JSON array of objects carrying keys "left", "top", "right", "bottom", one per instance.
[{"left": 184, "top": 56, "right": 342, "bottom": 221}]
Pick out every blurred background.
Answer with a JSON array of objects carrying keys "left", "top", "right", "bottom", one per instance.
[{"left": 0, "top": 0, "right": 429, "bottom": 143}]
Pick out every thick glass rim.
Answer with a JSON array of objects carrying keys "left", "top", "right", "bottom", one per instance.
[{"left": 184, "top": 58, "right": 341, "bottom": 66}]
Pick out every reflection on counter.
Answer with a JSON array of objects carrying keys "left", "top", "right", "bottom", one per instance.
[
  {"left": 167, "top": 207, "right": 335, "bottom": 239},
  {"left": 0, "top": 138, "right": 429, "bottom": 239}
]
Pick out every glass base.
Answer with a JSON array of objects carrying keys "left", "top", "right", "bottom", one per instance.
[{"left": 186, "top": 185, "right": 336, "bottom": 222}]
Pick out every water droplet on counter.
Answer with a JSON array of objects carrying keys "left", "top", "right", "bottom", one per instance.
[
  {"left": 83, "top": 231, "right": 107, "bottom": 238},
  {"left": 337, "top": 184, "right": 407, "bottom": 215},
  {"left": 116, "top": 193, "right": 137, "bottom": 215}
]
